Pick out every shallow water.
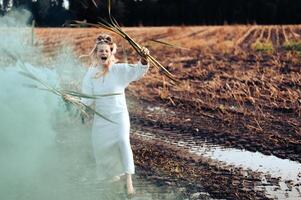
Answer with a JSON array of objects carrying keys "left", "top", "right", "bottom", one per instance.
[
  {"left": 51, "top": 123, "right": 195, "bottom": 200},
  {"left": 190, "top": 142, "right": 301, "bottom": 199},
  {"left": 133, "top": 130, "right": 301, "bottom": 199}
]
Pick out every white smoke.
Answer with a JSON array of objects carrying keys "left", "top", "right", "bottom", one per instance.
[{"left": 0, "top": 9, "right": 105, "bottom": 200}]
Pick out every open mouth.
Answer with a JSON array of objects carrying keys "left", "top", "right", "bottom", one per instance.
[{"left": 101, "top": 56, "right": 108, "bottom": 61}]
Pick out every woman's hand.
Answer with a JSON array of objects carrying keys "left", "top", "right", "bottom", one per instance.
[
  {"left": 62, "top": 94, "right": 77, "bottom": 102},
  {"left": 140, "top": 47, "right": 149, "bottom": 65}
]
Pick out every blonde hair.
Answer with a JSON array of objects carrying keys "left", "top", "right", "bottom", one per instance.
[{"left": 80, "top": 34, "right": 118, "bottom": 78}]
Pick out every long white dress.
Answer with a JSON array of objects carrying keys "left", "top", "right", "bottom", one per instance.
[{"left": 81, "top": 61, "right": 149, "bottom": 180}]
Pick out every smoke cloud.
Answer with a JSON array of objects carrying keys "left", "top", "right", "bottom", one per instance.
[{"left": 0, "top": 8, "right": 119, "bottom": 200}]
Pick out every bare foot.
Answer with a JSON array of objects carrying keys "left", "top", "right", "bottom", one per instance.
[
  {"left": 126, "top": 174, "right": 135, "bottom": 198},
  {"left": 126, "top": 183, "right": 135, "bottom": 196}
]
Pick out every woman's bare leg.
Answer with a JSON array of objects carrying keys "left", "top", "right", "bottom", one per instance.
[{"left": 126, "top": 173, "right": 135, "bottom": 196}]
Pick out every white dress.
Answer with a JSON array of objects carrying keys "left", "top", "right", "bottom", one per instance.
[{"left": 81, "top": 61, "right": 149, "bottom": 179}]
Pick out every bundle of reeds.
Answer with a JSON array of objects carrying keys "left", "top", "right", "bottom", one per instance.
[
  {"left": 73, "top": 0, "right": 180, "bottom": 84},
  {"left": 4, "top": 50, "right": 118, "bottom": 123}
]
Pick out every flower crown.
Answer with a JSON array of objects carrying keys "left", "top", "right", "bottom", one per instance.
[{"left": 96, "top": 34, "right": 113, "bottom": 45}]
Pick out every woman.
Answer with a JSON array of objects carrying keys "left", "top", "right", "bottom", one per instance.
[{"left": 81, "top": 34, "right": 149, "bottom": 196}]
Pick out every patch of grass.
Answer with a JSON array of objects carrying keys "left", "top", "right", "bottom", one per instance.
[
  {"left": 251, "top": 41, "right": 274, "bottom": 53},
  {"left": 283, "top": 41, "right": 301, "bottom": 51}
]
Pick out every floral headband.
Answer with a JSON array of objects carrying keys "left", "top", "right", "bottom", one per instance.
[{"left": 96, "top": 34, "right": 113, "bottom": 44}]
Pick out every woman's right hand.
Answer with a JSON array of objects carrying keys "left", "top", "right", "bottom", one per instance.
[{"left": 62, "top": 94, "right": 74, "bottom": 102}]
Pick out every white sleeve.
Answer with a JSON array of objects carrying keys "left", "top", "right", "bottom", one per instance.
[
  {"left": 121, "top": 61, "right": 149, "bottom": 85},
  {"left": 81, "top": 68, "right": 94, "bottom": 106}
]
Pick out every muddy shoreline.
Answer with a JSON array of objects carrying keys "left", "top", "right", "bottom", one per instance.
[
  {"left": 128, "top": 96, "right": 301, "bottom": 199},
  {"left": 128, "top": 97, "right": 301, "bottom": 164},
  {"left": 131, "top": 129, "right": 270, "bottom": 200}
]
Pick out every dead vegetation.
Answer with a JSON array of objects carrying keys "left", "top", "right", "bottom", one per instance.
[
  {"left": 33, "top": 25, "right": 301, "bottom": 199},
  {"left": 34, "top": 25, "right": 301, "bottom": 158}
]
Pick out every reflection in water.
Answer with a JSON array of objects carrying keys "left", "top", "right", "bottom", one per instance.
[
  {"left": 133, "top": 130, "right": 301, "bottom": 199},
  {"left": 193, "top": 144, "right": 301, "bottom": 200}
]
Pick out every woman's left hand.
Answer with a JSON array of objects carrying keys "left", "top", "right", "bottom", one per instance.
[
  {"left": 141, "top": 47, "right": 150, "bottom": 56},
  {"left": 140, "top": 47, "right": 149, "bottom": 65}
]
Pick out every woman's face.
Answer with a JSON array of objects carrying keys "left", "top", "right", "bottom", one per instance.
[{"left": 96, "top": 44, "right": 112, "bottom": 64}]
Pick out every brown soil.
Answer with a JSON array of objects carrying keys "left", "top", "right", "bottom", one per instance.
[{"left": 34, "top": 26, "right": 301, "bottom": 199}]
